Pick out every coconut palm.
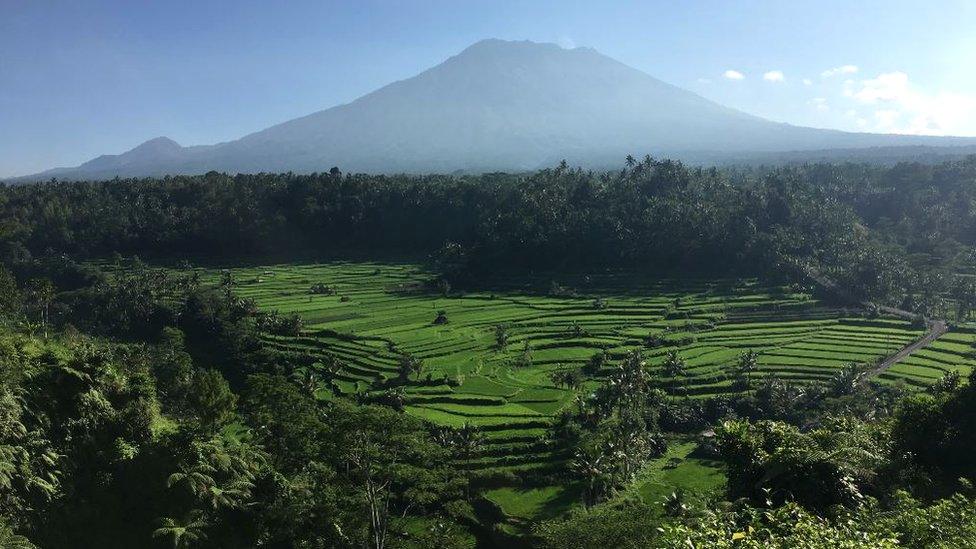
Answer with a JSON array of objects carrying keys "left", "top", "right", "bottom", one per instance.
[
  {"left": 493, "top": 324, "right": 510, "bottom": 349},
  {"left": 25, "top": 279, "right": 54, "bottom": 337},
  {"left": 662, "top": 350, "right": 686, "bottom": 379},
  {"left": 736, "top": 349, "right": 759, "bottom": 385},
  {"left": 549, "top": 369, "right": 567, "bottom": 389},
  {"left": 829, "top": 363, "right": 866, "bottom": 397},
  {"left": 515, "top": 340, "right": 532, "bottom": 369},
  {"left": 572, "top": 447, "right": 607, "bottom": 507},
  {"left": 453, "top": 423, "right": 485, "bottom": 462},
  {"left": 291, "top": 366, "right": 320, "bottom": 397}
]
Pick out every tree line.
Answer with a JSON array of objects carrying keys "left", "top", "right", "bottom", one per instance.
[{"left": 2, "top": 155, "right": 975, "bottom": 311}]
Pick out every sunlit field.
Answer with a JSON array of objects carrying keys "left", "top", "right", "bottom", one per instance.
[{"left": 184, "top": 260, "right": 975, "bottom": 525}]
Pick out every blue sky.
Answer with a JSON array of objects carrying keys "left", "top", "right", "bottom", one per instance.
[{"left": 2, "top": 0, "right": 975, "bottom": 177}]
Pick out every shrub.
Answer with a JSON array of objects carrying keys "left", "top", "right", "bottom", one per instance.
[{"left": 309, "top": 283, "right": 336, "bottom": 295}]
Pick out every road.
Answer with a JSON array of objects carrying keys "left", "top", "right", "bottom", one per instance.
[
  {"left": 798, "top": 263, "right": 949, "bottom": 383},
  {"left": 861, "top": 319, "right": 948, "bottom": 383}
]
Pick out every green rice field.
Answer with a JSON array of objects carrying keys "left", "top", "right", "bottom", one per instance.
[{"left": 188, "top": 261, "right": 975, "bottom": 520}]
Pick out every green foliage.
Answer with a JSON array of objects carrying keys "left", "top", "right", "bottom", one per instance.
[
  {"left": 892, "top": 373, "right": 976, "bottom": 484},
  {"left": 152, "top": 510, "right": 209, "bottom": 549},
  {"left": 583, "top": 350, "right": 608, "bottom": 376},
  {"left": 561, "top": 351, "right": 668, "bottom": 506},
  {"left": 186, "top": 369, "right": 238, "bottom": 434},
  {"left": 493, "top": 323, "right": 509, "bottom": 349},
  {"left": 0, "top": 266, "right": 20, "bottom": 321},
  {"left": 535, "top": 502, "right": 659, "bottom": 548},
  {"left": 514, "top": 340, "right": 533, "bottom": 369},
  {"left": 5, "top": 156, "right": 976, "bottom": 309},
  {"left": 734, "top": 349, "right": 758, "bottom": 386},
  {"left": 542, "top": 490, "right": 976, "bottom": 548},
  {"left": 397, "top": 354, "right": 426, "bottom": 382},
  {"left": 654, "top": 503, "right": 899, "bottom": 548},
  {"left": 661, "top": 350, "right": 686, "bottom": 378},
  {"left": 718, "top": 417, "right": 888, "bottom": 511},
  {"left": 433, "top": 309, "right": 449, "bottom": 325},
  {"left": 151, "top": 327, "right": 194, "bottom": 409},
  {"left": 0, "top": 518, "right": 36, "bottom": 549}
]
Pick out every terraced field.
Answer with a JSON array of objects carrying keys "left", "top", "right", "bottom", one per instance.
[{"left": 195, "top": 262, "right": 973, "bottom": 478}]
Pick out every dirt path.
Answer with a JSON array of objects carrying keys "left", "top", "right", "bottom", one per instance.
[
  {"left": 861, "top": 319, "right": 948, "bottom": 383},
  {"left": 799, "top": 264, "right": 949, "bottom": 383}
]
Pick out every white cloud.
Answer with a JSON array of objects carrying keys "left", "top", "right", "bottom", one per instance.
[
  {"left": 802, "top": 78, "right": 813, "bottom": 86},
  {"left": 723, "top": 70, "right": 745, "bottom": 80},
  {"left": 697, "top": 78, "right": 712, "bottom": 84},
  {"left": 763, "top": 70, "right": 785, "bottom": 82},
  {"left": 853, "top": 72, "right": 910, "bottom": 103},
  {"left": 557, "top": 36, "right": 576, "bottom": 49},
  {"left": 821, "top": 64, "right": 859, "bottom": 78},
  {"left": 810, "top": 97, "right": 829, "bottom": 112},
  {"left": 850, "top": 71, "right": 976, "bottom": 135}
]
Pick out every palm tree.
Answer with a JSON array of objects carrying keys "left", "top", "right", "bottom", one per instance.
[
  {"left": 291, "top": 367, "right": 320, "bottom": 397},
  {"left": 515, "top": 340, "right": 532, "bottom": 369},
  {"left": 26, "top": 279, "right": 54, "bottom": 337},
  {"left": 320, "top": 355, "right": 344, "bottom": 395},
  {"left": 453, "top": 423, "right": 485, "bottom": 462},
  {"left": 397, "top": 354, "right": 419, "bottom": 382},
  {"left": 572, "top": 447, "right": 607, "bottom": 507},
  {"left": 549, "top": 369, "right": 567, "bottom": 389},
  {"left": 153, "top": 511, "right": 209, "bottom": 549},
  {"left": 736, "top": 349, "right": 759, "bottom": 385},
  {"left": 494, "top": 324, "right": 509, "bottom": 349},
  {"left": 662, "top": 350, "right": 686, "bottom": 379},
  {"left": 564, "top": 369, "right": 583, "bottom": 391},
  {"left": 829, "top": 363, "right": 866, "bottom": 396}
]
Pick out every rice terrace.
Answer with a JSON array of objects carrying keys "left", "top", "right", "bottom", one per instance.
[{"left": 187, "top": 260, "right": 973, "bottom": 536}]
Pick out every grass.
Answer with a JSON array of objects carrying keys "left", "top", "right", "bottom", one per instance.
[
  {"left": 634, "top": 441, "right": 726, "bottom": 509},
  {"left": 485, "top": 485, "right": 582, "bottom": 522}
]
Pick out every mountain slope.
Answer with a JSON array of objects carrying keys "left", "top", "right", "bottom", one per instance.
[{"left": 18, "top": 39, "right": 976, "bottom": 180}]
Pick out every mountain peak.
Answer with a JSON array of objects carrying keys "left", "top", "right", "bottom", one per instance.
[
  {"left": 74, "top": 136, "right": 183, "bottom": 173},
  {"left": 455, "top": 38, "right": 594, "bottom": 60},
  {"left": 132, "top": 136, "right": 181, "bottom": 153},
  {"left": 463, "top": 38, "right": 560, "bottom": 51}
]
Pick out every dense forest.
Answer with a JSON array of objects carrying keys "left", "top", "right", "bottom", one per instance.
[
  {"left": 3, "top": 156, "right": 976, "bottom": 311},
  {"left": 1, "top": 156, "right": 976, "bottom": 547}
]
